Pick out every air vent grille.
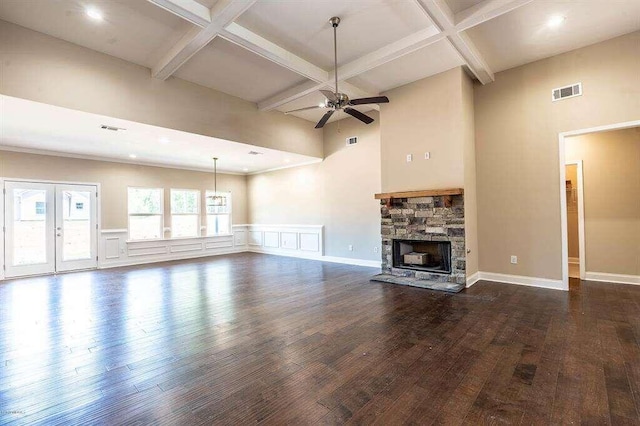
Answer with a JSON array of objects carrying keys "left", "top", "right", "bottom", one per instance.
[
  {"left": 552, "top": 83, "right": 582, "bottom": 102},
  {"left": 248, "top": 151, "right": 263, "bottom": 155},
  {"left": 100, "top": 124, "right": 126, "bottom": 132},
  {"left": 346, "top": 136, "right": 358, "bottom": 146}
]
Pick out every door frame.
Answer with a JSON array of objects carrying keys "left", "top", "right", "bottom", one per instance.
[
  {"left": 2, "top": 177, "right": 101, "bottom": 278},
  {"left": 558, "top": 119, "right": 640, "bottom": 289},
  {"left": 565, "top": 160, "right": 585, "bottom": 280}
]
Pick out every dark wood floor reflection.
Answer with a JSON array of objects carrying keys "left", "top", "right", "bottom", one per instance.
[{"left": 1, "top": 253, "right": 639, "bottom": 425}]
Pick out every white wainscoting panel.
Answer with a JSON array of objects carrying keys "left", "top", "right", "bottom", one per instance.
[
  {"left": 99, "top": 230, "right": 242, "bottom": 269},
  {"left": 300, "top": 232, "right": 320, "bottom": 252},
  {"left": 244, "top": 225, "right": 323, "bottom": 259},
  {"left": 280, "top": 232, "right": 298, "bottom": 250},
  {"left": 234, "top": 230, "right": 247, "bottom": 247},
  {"left": 248, "top": 231, "right": 263, "bottom": 246},
  {"left": 264, "top": 231, "right": 279, "bottom": 248}
]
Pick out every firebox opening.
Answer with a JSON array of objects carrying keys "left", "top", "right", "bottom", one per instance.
[{"left": 392, "top": 239, "right": 452, "bottom": 274}]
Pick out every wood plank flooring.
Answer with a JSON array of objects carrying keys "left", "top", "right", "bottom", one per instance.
[{"left": 1, "top": 252, "right": 639, "bottom": 425}]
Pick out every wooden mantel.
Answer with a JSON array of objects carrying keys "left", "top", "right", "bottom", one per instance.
[{"left": 374, "top": 188, "right": 464, "bottom": 208}]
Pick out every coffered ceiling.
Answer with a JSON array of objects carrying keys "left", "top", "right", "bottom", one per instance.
[{"left": 0, "top": 0, "right": 639, "bottom": 126}]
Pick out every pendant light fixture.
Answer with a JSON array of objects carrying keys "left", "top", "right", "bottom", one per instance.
[{"left": 207, "top": 157, "right": 227, "bottom": 207}]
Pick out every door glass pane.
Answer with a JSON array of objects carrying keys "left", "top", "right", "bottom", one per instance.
[
  {"left": 12, "top": 189, "right": 47, "bottom": 265},
  {"left": 62, "top": 190, "right": 92, "bottom": 261}
]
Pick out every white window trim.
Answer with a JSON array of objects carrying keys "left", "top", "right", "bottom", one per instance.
[
  {"left": 127, "top": 187, "right": 164, "bottom": 241},
  {"left": 170, "top": 188, "right": 201, "bottom": 239},
  {"left": 205, "top": 190, "right": 232, "bottom": 236}
]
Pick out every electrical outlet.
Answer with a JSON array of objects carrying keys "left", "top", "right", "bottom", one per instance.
[
  {"left": 510, "top": 255, "right": 518, "bottom": 264},
  {"left": 424, "top": 152, "right": 431, "bottom": 160},
  {"left": 348, "top": 245, "right": 353, "bottom": 251},
  {"left": 406, "top": 154, "right": 412, "bottom": 162},
  {"left": 373, "top": 247, "right": 378, "bottom": 253}
]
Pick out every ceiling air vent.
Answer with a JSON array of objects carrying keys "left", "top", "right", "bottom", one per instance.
[
  {"left": 100, "top": 124, "right": 126, "bottom": 132},
  {"left": 346, "top": 136, "right": 358, "bottom": 146},
  {"left": 552, "top": 83, "right": 582, "bottom": 102},
  {"left": 248, "top": 150, "right": 263, "bottom": 155}
]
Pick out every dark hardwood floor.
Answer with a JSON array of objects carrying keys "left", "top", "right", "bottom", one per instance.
[{"left": 1, "top": 253, "right": 639, "bottom": 425}]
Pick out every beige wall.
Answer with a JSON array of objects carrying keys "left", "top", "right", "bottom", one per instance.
[
  {"left": 0, "top": 20, "right": 322, "bottom": 158},
  {"left": 0, "top": 151, "right": 248, "bottom": 230},
  {"left": 565, "top": 128, "right": 640, "bottom": 276},
  {"left": 565, "top": 164, "right": 579, "bottom": 259},
  {"left": 380, "top": 67, "right": 478, "bottom": 274},
  {"left": 247, "top": 112, "right": 382, "bottom": 261},
  {"left": 475, "top": 31, "right": 640, "bottom": 280},
  {"left": 380, "top": 67, "right": 465, "bottom": 192}
]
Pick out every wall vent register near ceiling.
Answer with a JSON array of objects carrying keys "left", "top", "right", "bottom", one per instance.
[
  {"left": 100, "top": 124, "right": 126, "bottom": 132},
  {"left": 346, "top": 136, "right": 358, "bottom": 146},
  {"left": 248, "top": 151, "right": 263, "bottom": 155},
  {"left": 552, "top": 83, "right": 582, "bottom": 102}
]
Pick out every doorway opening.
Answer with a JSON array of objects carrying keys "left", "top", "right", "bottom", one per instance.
[
  {"left": 3, "top": 180, "right": 99, "bottom": 279},
  {"left": 559, "top": 120, "right": 640, "bottom": 289}
]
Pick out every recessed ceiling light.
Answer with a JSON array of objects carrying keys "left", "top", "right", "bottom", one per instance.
[
  {"left": 129, "top": 154, "right": 137, "bottom": 159},
  {"left": 284, "top": 158, "right": 291, "bottom": 163},
  {"left": 547, "top": 15, "right": 565, "bottom": 28},
  {"left": 86, "top": 8, "right": 103, "bottom": 21},
  {"left": 243, "top": 168, "right": 249, "bottom": 172},
  {"left": 159, "top": 137, "right": 170, "bottom": 144}
]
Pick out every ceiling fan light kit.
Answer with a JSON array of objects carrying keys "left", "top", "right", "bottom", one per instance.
[{"left": 285, "top": 16, "right": 390, "bottom": 129}]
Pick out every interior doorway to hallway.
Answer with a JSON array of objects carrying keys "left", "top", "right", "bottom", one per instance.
[{"left": 3, "top": 180, "right": 98, "bottom": 279}]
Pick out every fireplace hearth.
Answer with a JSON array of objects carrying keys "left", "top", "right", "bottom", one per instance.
[{"left": 371, "top": 190, "right": 466, "bottom": 293}]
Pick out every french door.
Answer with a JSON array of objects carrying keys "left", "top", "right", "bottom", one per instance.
[{"left": 4, "top": 181, "right": 98, "bottom": 278}]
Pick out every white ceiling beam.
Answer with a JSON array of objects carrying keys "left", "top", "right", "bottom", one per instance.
[
  {"left": 257, "top": 26, "right": 444, "bottom": 111},
  {"left": 147, "top": 0, "right": 211, "bottom": 27},
  {"left": 454, "top": 0, "right": 534, "bottom": 31},
  {"left": 220, "top": 23, "right": 329, "bottom": 83},
  {"left": 414, "top": 0, "right": 494, "bottom": 84},
  {"left": 151, "top": 0, "right": 257, "bottom": 80}
]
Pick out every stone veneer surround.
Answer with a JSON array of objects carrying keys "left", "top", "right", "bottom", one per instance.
[{"left": 375, "top": 194, "right": 466, "bottom": 292}]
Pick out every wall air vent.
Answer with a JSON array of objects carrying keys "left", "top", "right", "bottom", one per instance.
[
  {"left": 346, "top": 136, "right": 358, "bottom": 146},
  {"left": 100, "top": 124, "right": 126, "bottom": 132},
  {"left": 552, "top": 83, "right": 582, "bottom": 102},
  {"left": 248, "top": 151, "right": 263, "bottom": 155}
]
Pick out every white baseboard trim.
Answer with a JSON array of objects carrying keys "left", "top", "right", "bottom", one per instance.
[
  {"left": 466, "top": 272, "right": 480, "bottom": 288},
  {"left": 585, "top": 272, "right": 640, "bottom": 285},
  {"left": 247, "top": 247, "right": 381, "bottom": 268},
  {"left": 321, "top": 256, "right": 381, "bottom": 268},
  {"left": 99, "top": 248, "right": 245, "bottom": 270},
  {"left": 568, "top": 257, "right": 580, "bottom": 265},
  {"left": 477, "top": 271, "right": 566, "bottom": 291}
]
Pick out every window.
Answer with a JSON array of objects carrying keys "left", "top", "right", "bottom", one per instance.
[
  {"left": 206, "top": 191, "right": 231, "bottom": 236},
  {"left": 171, "top": 189, "right": 200, "bottom": 238},
  {"left": 128, "top": 187, "right": 163, "bottom": 240},
  {"left": 35, "top": 201, "right": 45, "bottom": 215}
]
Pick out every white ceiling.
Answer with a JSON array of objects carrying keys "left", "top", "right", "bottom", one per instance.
[
  {"left": 0, "top": 95, "right": 320, "bottom": 174},
  {"left": 0, "top": 0, "right": 639, "bottom": 129},
  {"left": 467, "top": 0, "right": 640, "bottom": 72}
]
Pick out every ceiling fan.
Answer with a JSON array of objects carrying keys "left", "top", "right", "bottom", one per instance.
[{"left": 284, "top": 17, "right": 389, "bottom": 129}]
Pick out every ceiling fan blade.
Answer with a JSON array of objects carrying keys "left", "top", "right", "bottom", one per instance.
[
  {"left": 349, "top": 96, "right": 390, "bottom": 105},
  {"left": 284, "top": 105, "right": 323, "bottom": 114},
  {"left": 344, "top": 107, "right": 374, "bottom": 124},
  {"left": 315, "top": 110, "right": 335, "bottom": 129},
  {"left": 320, "top": 90, "right": 338, "bottom": 102}
]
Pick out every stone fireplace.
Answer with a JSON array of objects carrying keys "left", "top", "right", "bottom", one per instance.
[{"left": 371, "top": 189, "right": 466, "bottom": 293}]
